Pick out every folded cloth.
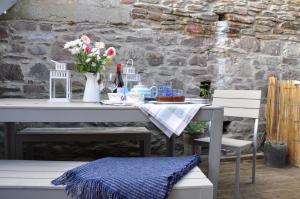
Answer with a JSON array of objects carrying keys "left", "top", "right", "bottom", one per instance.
[
  {"left": 139, "top": 104, "right": 206, "bottom": 137},
  {"left": 52, "top": 155, "right": 201, "bottom": 199}
]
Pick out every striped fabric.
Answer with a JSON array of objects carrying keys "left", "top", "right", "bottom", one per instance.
[
  {"left": 139, "top": 104, "right": 206, "bottom": 137},
  {"left": 52, "top": 155, "right": 201, "bottom": 199}
]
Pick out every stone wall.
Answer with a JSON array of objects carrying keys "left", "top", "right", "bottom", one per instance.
[{"left": 1, "top": 0, "right": 300, "bottom": 157}]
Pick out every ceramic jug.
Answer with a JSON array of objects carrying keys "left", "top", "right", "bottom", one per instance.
[{"left": 83, "top": 72, "right": 102, "bottom": 102}]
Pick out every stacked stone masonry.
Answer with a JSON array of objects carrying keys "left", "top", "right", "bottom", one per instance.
[{"left": 1, "top": 0, "right": 300, "bottom": 156}]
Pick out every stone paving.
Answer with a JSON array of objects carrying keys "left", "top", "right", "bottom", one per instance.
[{"left": 215, "top": 159, "right": 300, "bottom": 199}]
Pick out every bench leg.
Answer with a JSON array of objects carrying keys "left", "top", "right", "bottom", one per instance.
[
  {"left": 4, "top": 123, "right": 17, "bottom": 159},
  {"left": 234, "top": 149, "right": 241, "bottom": 199},
  {"left": 140, "top": 139, "right": 151, "bottom": 157},
  {"left": 144, "top": 134, "right": 151, "bottom": 156},
  {"left": 139, "top": 140, "right": 144, "bottom": 156},
  {"left": 167, "top": 134, "right": 176, "bottom": 156},
  {"left": 16, "top": 138, "right": 23, "bottom": 160}
]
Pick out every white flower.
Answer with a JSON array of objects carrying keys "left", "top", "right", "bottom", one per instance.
[
  {"left": 75, "top": 39, "right": 83, "bottom": 47},
  {"left": 70, "top": 47, "right": 80, "bottom": 55},
  {"left": 64, "top": 39, "right": 83, "bottom": 49},
  {"left": 92, "top": 62, "right": 96, "bottom": 67},
  {"left": 64, "top": 41, "right": 73, "bottom": 49}
]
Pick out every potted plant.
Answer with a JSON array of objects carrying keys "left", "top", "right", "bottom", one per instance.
[
  {"left": 264, "top": 77, "right": 287, "bottom": 168},
  {"left": 199, "top": 81, "right": 211, "bottom": 99},
  {"left": 183, "top": 121, "right": 207, "bottom": 155},
  {"left": 64, "top": 35, "right": 116, "bottom": 102},
  {"left": 264, "top": 141, "right": 287, "bottom": 168},
  {"left": 183, "top": 81, "right": 211, "bottom": 155}
]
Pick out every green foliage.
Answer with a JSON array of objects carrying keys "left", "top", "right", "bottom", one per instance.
[
  {"left": 199, "top": 82, "right": 210, "bottom": 99},
  {"left": 265, "top": 140, "right": 272, "bottom": 144},
  {"left": 185, "top": 121, "right": 207, "bottom": 134},
  {"left": 74, "top": 49, "right": 112, "bottom": 74}
]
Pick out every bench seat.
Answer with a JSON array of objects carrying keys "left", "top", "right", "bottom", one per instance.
[
  {"left": 0, "top": 160, "right": 213, "bottom": 199},
  {"left": 16, "top": 127, "right": 151, "bottom": 158}
]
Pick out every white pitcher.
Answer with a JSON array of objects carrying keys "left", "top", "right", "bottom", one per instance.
[{"left": 83, "top": 72, "right": 102, "bottom": 103}]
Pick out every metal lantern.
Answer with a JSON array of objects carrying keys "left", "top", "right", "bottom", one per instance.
[
  {"left": 49, "top": 60, "right": 71, "bottom": 102},
  {"left": 123, "top": 59, "right": 140, "bottom": 89}
]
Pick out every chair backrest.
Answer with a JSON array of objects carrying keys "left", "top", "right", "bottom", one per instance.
[
  {"left": 212, "top": 90, "right": 262, "bottom": 148},
  {"left": 212, "top": 90, "right": 261, "bottom": 119}
]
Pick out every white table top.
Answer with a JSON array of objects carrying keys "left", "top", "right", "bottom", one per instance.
[
  {"left": 0, "top": 99, "right": 135, "bottom": 109},
  {"left": 0, "top": 98, "right": 218, "bottom": 110}
]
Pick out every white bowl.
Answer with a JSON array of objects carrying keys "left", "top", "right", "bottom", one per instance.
[
  {"left": 108, "top": 93, "right": 124, "bottom": 102},
  {"left": 126, "top": 93, "right": 144, "bottom": 104},
  {"left": 107, "top": 93, "right": 144, "bottom": 105}
]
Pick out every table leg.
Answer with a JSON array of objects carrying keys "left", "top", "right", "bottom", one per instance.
[
  {"left": 208, "top": 109, "right": 224, "bottom": 199},
  {"left": 167, "top": 134, "right": 176, "bottom": 156},
  {"left": 4, "top": 123, "right": 17, "bottom": 159}
]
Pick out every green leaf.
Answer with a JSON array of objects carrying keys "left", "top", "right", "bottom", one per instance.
[{"left": 185, "top": 122, "right": 207, "bottom": 134}]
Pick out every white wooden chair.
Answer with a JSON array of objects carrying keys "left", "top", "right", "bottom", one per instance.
[{"left": 194, "top": 90, "right": 261, "bottom": 199}]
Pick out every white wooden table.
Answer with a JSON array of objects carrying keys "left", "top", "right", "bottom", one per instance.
[{"left": 0, "top": 99, "right": 223, "bottom": 199}]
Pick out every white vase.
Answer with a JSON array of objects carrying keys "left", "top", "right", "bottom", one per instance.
[{"left": 83, "top": 72, "right": 101, "bottom": 102}]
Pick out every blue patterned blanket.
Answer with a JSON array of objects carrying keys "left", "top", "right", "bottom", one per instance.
[{"left": 52, "top": 155, "right": 201, "bottom": 199}]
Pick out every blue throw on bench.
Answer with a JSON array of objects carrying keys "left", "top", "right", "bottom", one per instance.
[{"left": 52, "top": 155, "right": 201, "bottom": 199}]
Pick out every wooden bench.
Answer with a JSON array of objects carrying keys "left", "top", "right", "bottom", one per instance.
[
  {"left": 16, "top": 127, "right": 151, "bottom": 159},
  {"left": 0, "top": 160, "right": 213, "bottom": 199}
]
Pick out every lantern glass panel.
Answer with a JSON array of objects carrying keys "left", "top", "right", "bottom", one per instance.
[{"left": 50, "top": 79, "right": 68, "bottom": 99}]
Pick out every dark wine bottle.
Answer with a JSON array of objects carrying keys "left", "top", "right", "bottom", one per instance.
[{"left": 114, "top": 63, "right": 124, "bottom": 93}]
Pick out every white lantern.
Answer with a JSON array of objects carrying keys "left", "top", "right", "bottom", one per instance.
[
  {"left": 49, "top": 60, "right": 72, "bottom": 102},
  {"left": 123, "top": 59, "right": 140, "bottom": 88}
]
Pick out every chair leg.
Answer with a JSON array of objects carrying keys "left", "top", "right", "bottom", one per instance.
[
  {"left": 192, "top": 142, "right": 196, "bottom": 154},
  {"left": 252, "top": 146, "right": 256, "bottom": 184},
  {"left": 234, "top": 149, "right": 241, "bottom": 199}
]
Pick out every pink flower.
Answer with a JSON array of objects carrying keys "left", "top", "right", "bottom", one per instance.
[
  {"left": 80, "top": 35, "right": 91, "bottom": 44},
  {"left": 105, "top": 47, "right": 116, "bottom": 57},
  {"left": 85, "top": 47, "right": 91, "bottom": 54},
  {"left": 95, "top": 42, "right": 105, "bottom": 49}
]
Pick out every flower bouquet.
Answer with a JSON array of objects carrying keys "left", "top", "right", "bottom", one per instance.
[
  {"left": 64, "top": 35, "right": 117, "bottom": 102},
  {"left": 64, "top": 35, "right": 116, "bottom": 74}
]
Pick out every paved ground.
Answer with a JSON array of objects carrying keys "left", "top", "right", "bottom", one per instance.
[{"left": 211, "top": 159, "right": 300, "bottom": 199}]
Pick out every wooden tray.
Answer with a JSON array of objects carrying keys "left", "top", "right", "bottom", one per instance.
[{"left": 156, "top": 96, "right": 185, "bottom": 102}]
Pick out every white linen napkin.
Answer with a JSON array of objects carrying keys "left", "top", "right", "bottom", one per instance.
[{"left": 139, "top": 104, "right": 206, "bottom": 137}]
